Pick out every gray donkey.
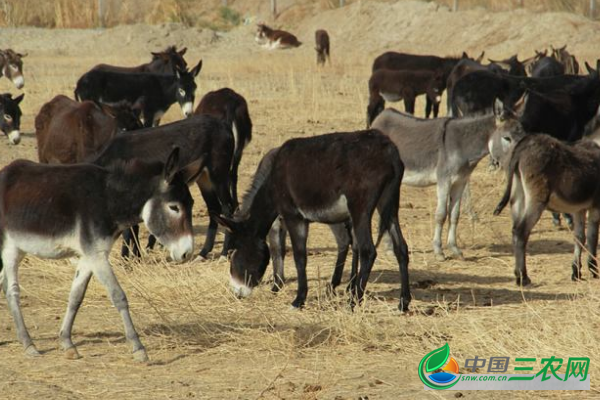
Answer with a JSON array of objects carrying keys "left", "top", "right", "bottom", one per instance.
[{"left": 372, "top": 109, "right": 498, "bottom": 260}]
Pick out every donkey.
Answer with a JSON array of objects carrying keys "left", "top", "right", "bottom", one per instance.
[
  {"left": 35, "top": 95, "right": 143, "bottom": 164},
  {"left": 551, "top": 45, "right": 579, "bottom": 75},
  {"left": 372, "top": 108, "right": 499, "bottom": 260},
  {"left": 493, "top": 117, "right": 600, "bottom": 285},
  {"left": 315, "top": 29, "right": 330, "bottom": 66},
  {"left": 194, "top": 88, "right": 252, "bottom": 210},
  {"left": 0, "top": 148, "right": 202, "bottom": 361},
  {"left": 216, "top": 130, "right": 411, "bottom": 311},
  {"left": 0, "top": 49, "right": 26, "bottom": 89},
  {"left": 372, "top": 52, "right": 469, "bottom": 118},
  {"left": 74, "top": 60, "right": 202, "bottom": 127},
  {"left": 90, "top": 115, "right": 235, "bottom": 259},
  {"left": 0, "top": 93, "right": 24, "bottom": 145},
  {"left": 90, "top": 45, "right": 188, "bottom": 75},
  {"left": 367, "top": 69, "right": 444, "bottom": 126},
  {"left": 255, "top": 24, "right": 302, "bottom": 49},
  {"left": 240, "top": 147, "right": 352, "bottom": 293}
]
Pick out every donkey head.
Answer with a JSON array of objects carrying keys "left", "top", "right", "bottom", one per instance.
[
  {"left": 0, "top": 93, "right": 23, "bottom": 145},
  {"left": 426, "top": 71, "right": 445, "bottom": 106},
  {"left": 215, "top": 215, "right": 270, "bottom": 298},
  {"left": 488, "top": 98, "right": 526, "bottom": 168},
  {"left": 141, "top": 148, "right": 204, "bottom": 262},
  {"left": 0, "top": 49, "right": 26, "bottom": 89},
  {"left": 151, "top": 45, "right": 188, "bottom": 74},
  {"left": 255, "top": 23, "right": 271, "bottom": 43},
  {"left": 175, "top": 59, "right": 202, "bottom": 118},
  {"left": 100, "top": 98, "right": 144, "bottom": 133}
]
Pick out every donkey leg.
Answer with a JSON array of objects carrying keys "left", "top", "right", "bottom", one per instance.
[
  {"left": 564, "top": 213, "right": 574, "bottom": 230},
  {"left": 198, "top": 186, "right": 221, "bottom": 259},
  {"left": 587, "top": 210, "right": 600, "bottom": 278},
  {"left": 146, "top": 235, "right": 157, "bottom": 250},
  {"left": 551, "top": 212, "right": 562, "bottom": 227},
  {"left": 91, "top": 255, "right": 147, "bottom": 362},
  {"left": 329, "top": 222, "right": 351, "bottom": 293},
  {"left": 268, "top": 217, "right": 287, "bottom": 292},
  {"left": 425, "top": 97, "right": 432, "bottom": 118},
  {"left": 2, "top": 245, "right": 37, "bottom": 356},
  {"left": 447, "top": 178, "right": 468, "bottom": 259},
  {"left": 59, "top": 260, "right": 93, "bottom": 359},
  {"left": 511, "top": 199, "right": 544, "bottom": 286},
  {"left": 121, "top": 225, "right": 141, "bottom": 258},
  {"left": 571, "top": 211, "right": 586, "bottom": 281},
  {"left": 433, "top": 180, "right": 450, "bottom": 261},
  {"left": 388, "top": 216, "right": 411, "bottom": 312},
  {"left": 462, "top": 181, "right": 479, "bottom": 222},
  {"left": 352, "top": 218, "right": 377, "bottom": 307},
  {"left": 286, "top": 219, "right": 309, "bottom": 309},
  {"left": 404, "top": 97, "right": 416, "bottom": 115},
  {"left": 433, "top": 101, "right": 440, "bottom": 118}
]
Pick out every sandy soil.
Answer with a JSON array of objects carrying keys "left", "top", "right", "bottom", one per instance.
[{"left": 0, "top": 2, "right": 600, "bottom": 399}]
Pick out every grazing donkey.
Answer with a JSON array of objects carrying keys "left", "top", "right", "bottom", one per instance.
[
  {"left": 367, "top": 69, "right": 444, "bottom": 126},
  {"left": 0, "top": 148, "right": 202, "bottom": 361},
  {"left": 240, "top": 147, "right": 352, "bottom": 293},
  {"left": 372, "top": 108, "right": 498, "bottom": 260},
  {"left": 216, "top": 130, "right": 411, "bottom": 311},
  {"left": 74, "top": 60, "right": 202, "bottom": 127},
  {"left": 0, "top": 93, "right": 24, "bottom": 145},
  {"left": 90, "top": 45, "right": 188, "bottom": 75},
  {"left": 493, "top": 116, "right": 600, "bottom": 285},
  {"left": 35, "top": 95, "right": 143, "bottom": 164},
  {"left": 0, "top": 49, "right": 26, "bottom": 89},
  {"left": 255, "top": 24, "right": 302, "bottom": 49},
  {"left": 194, "top": 88, "right": 252, "bottom": 210},
  {"left": 90, "top": 115, "right": 235, "bottom": 259},
  {"left": 315, "top": 29, "right": 330, "bottom": 66}
]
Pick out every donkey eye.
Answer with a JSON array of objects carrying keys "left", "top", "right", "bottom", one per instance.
[
  {"left": 169, "top": 204, "right": 180, "bottom": 213},
  {"left": 4, "top": 114, "right": 12, "bottom": 121},
  {"left": 178, "top": 89, "right": 185, "bottom": 96}
]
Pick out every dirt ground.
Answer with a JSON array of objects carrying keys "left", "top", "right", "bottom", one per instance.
[{"left": 0, "top": 2, "right": 600, "bottom": 399}]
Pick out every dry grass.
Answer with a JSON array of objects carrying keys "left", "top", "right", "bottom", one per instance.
[{"left": 1, "top": 24, "right": 600, "bottom": 398}]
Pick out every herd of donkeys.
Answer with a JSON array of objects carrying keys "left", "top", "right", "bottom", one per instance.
[{"left": 0, "top": 29, "right": 599, "bottom": 361}]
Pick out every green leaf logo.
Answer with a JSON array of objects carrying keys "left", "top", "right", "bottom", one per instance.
[
  {"left": 425, "top": 343, "right": 450, "bottom": 372},
  {"left": 418, "top": 343, "right": 459, "bottom": 390}
]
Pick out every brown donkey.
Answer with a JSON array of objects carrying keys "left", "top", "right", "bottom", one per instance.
[
  {"left": 494, "top": 115, "right": 600, "bottom": 285},
  {"left": 367, "top": 69, "right": 444, "bottom": 126},
  {"left": 0, "top": 148, "right": 202, "bottom": 361},
  {"left": 255, "top": 24, "right": 302, "bottom": 49},
  {"left": 35, "top": 95, "right": 143, "bottom": 164},
  {"left": 315, "top": 29, "right": 330, "bottom": 66}
]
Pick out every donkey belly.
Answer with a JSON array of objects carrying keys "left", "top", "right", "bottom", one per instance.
[
  {"left": 547, "top": 194, "right": 593, "bottom": 214},
  {"left": 7, "top": 230, "right": 83, "bottom": 259},
  {"left": 380, "top": 92, "right": 403, "bottom": 103},
  {"left": 298, "top": 195, "right": 350, "bottom": 223},
  {"left": 402, "top": 167, "right": 437, "bottom": 187}
]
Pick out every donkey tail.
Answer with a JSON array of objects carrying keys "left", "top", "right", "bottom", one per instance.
[
  {"left": 493, "top": 150, "right": 520, "bottom": 216},
  {"left": 376, "top": 152, "right": 403, "bottom": 248}
]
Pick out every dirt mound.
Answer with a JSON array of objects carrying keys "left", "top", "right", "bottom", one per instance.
[{"left": 291, "top": 0, "right": 600, "bottom": 61}]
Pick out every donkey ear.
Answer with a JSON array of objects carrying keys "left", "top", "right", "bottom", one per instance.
[
  {"left": 17, "top": 52, "right": 27, "bottom": 58},
  {"left": 213, "top": 214, "right": 240, "bottom": 233},
  {"left": 100, "top": 103, "right": 118, "bottom": 118},
  {"left": 164, "top": 147, "right": 181, "bottom": 184},
  {"left": 585, "top": 61, "right": 595, "bottom": 75},
  {"left": 178, "top": 157, "right": 204, "bottom": 185},
  {"left": 493, "top": 98, "right": 505, "bottom": 120},
  {"left": 14, "top": 93, "right": 24, "bottom": 105},
  {"left": 178, "top": 47, "right": 187, "bottom": 56},
  {"left": 191, "top": 59, "right": 202, "bottom": 77}
]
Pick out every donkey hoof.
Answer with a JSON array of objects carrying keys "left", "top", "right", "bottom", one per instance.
[
  {"left": 64, "top": 346, "right": 82, "bottom": 360},
  {"left": 434, "top": 253, "right": 446, "bottom": 262},
  {"left": 25, "top": 345, "right": 41, "bottom": 357},
  {"left": 516, "top": 276, "right": 532, "bottom": 286},
  {"left": 133, "top": 348, "right": 149, "bottom": 363},
  {"left": 193, "top": 254, "right": 208, "bottom": 263},
  {"left": 218, "top": 255, "right": 228, "bottom": 263}
]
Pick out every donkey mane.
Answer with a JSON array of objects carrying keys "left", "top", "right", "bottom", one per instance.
[{"left": 238, "top": 148, "right": 278, "bottom": 217}]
